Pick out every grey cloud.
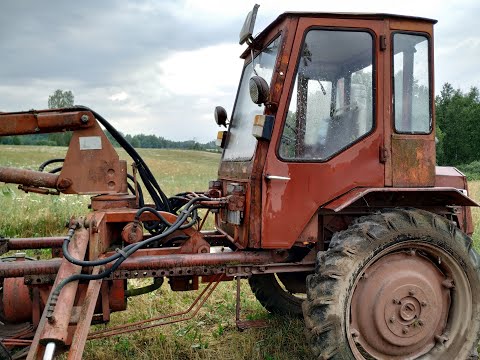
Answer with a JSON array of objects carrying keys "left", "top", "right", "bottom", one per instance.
[{"left": 0, "top": 0, "right": 241, "bottom": 86}]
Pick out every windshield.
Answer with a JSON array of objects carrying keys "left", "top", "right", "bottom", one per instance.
[{"left": 223, "top": 36, "right": 281, "bottom": 161}]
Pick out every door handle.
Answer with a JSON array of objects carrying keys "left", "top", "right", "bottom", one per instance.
[{"left": 265, "top": 175, "right": 290, "bottom": 181}]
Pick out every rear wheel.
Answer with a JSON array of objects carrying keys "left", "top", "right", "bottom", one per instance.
[
  {"left": 303, "top": 209, "right": 480, "bottom": 359},
  {"left": 249, "top": 273, "right": 308, "bottom": 316}
]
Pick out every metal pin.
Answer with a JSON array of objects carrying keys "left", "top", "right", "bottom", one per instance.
[{"left": 43, "top": 342, "right": 56, "bottom": 360}]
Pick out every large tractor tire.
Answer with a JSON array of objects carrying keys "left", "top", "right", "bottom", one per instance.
[
  {"left": 303, "top": 209, "right": 480, "bottom": 359},
  {"left": 249, "top": 273, "right": 306, "bottom": 316}
]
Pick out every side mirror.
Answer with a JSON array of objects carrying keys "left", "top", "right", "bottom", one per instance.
[
  {"left": 239, "top": 4, "right": 260, "bottom": 45},
  {"left": 214, "top": 106, "right": 228, "bottom": 127},
  {"left": 249, "top": 76, "right": 269, "bottom": 105}
]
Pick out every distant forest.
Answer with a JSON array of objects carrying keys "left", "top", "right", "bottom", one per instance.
[{"left": 0, "top": 131, "right": 218, "bottom": 152}]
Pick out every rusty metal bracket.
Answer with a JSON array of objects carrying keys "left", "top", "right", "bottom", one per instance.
[
  {"left": 105, "top": 266, "right": 226, "bottom": 280},
  {"left": 105, "top": 261, "right": 315, "bottom": 280},
  {"left": 25, "top": 274, "right": 57, "bottom": 285},
  {"left": 18, "top": 185, "right": 60, "bottom": 196},
  {"left": 226, "top": 262, "right": 314, "bottom": 277},
  {"left": 87, "top": 274, "right": 224, "bottom": 340}
]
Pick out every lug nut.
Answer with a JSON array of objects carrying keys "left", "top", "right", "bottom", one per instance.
[
  {"left": 350, "top": 328, "right": 360, "bottom": 343},
  {"left": 402, "top": 327, "right": 409, "bottom": 334},
  {"left": 435, "top": 334, "right": 449, "bottom": 344},
  {"left": 392, "top": 298, "right": 400, "bottom": 304},
  {"left": 421, "top": 301, "right": 427, "bottom": 307},
  {"left": 389, "top": 316, "right": 395, "bottom": 323},
  {"left": 409, "top": 289, "right": 415, "bottom": 296},
  {"left": 442, "top": 279, "right": 455, "bottom": 289},
  {"left": 418, "top": 319, "right": 424, "bottom": 326}
]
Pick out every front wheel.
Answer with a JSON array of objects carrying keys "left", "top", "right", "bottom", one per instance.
[
  {"left": 303, "top": 209, "right": 480, "bottom": 359},
  {"left": 249, "top": 273, "right": 307, "bottom": 316}
]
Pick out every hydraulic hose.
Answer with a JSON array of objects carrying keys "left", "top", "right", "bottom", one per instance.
[
  {"left": 47, "top": 200, "right": 205, "bottom": 318},
  {"left": 38, "top": 158, "right": 64, "bottom": 172},
  {"left": 61, "top": 197, "right": 208, "bottom": 268}
]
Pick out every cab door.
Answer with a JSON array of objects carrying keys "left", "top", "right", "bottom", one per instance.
[
  {"left": 261, "top": 17, "right": 385, "bottom": 249},
  {"left": 387, "top": 19, "right": 436, "bottom": 187}
]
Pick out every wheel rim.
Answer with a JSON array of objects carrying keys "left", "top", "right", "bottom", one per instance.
[{"left": 347, "top": 242, "right": 472, "bottom": 359}]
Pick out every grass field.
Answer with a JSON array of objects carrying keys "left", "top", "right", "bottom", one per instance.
[{"left": 0, "top": 145, "right": 479, "bottom": 359}]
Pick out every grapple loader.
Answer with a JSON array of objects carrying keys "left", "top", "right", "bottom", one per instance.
[{"left": 0, "top": 6, "right": 479, "bottom": 359}]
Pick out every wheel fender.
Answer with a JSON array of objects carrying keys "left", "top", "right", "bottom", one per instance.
[{"left": 323, "top": 187, "right": 478, "bottom": 212}]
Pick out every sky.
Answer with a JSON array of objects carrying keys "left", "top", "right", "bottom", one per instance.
[{"left": 0, "top": 0, "right": 479, "bottom": 142}]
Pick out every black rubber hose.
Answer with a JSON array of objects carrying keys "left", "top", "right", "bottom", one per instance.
[
  {"left": 62, "top": 197, "right": 208, "bottom": 267},
  {"left": 38, "top": 158, "right": 64, "bottom": 172},
  {"left": 125, "top": 277, "right": 163, "bottom": 297},
  {"left": 48, "top": 166, "right": 63, "bottom": 174},
  {"left": 49, "top": 202, "right": 199, "bottom": 312}
]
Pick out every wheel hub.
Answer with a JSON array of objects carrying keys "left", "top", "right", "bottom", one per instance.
[
  {"left": 384, "top": 284, "right": 434, "bottom": 341},
  {"left": 350, "top": 251, "right": 451, "bottom": 358}
]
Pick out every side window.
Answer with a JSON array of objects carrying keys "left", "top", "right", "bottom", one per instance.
[
  {"left": 393, "top": 33, "right": 431, "bottom": 133},
  {"left": 279, "top": 30, "right": 374, "bottom": 161}
]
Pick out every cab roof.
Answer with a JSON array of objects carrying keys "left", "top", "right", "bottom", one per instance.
[{"left": 256, "top": 12, "right": 437, "bottom": 42}]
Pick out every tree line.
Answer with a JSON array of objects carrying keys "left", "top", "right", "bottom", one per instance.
[
  {"left": 436, "top": 83, "right": 480, "bottom": 165},
  {"left": 0, "top": 132, "right": 217, "bottom": 152}
]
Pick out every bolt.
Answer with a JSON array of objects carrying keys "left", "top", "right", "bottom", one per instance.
[
  {"left": 57, "top": 178, "right": 72, "bottom": 190},
  {"left": 389, "top": 316, "right": 395, "bottom": 323},
  {"left": 350, "top": 328, "right": 360, "bottom": 343},
  {"left": 409, "top": 289, "right": 415, "bottom": 296},
  {"left": 405, "top": 303, "right": 415, "bottom": 312},
  {"left": 34, "top": 127, "right": 40, "bottom": 132},
  {"left": 421, "top": 301, "right": 427, "bottom": 307},
  {"left": 402, "top": 327, "right": 409, "bottom": 334},
  {"left": 81, "top": 114, "right": 89, "bottom": 123},
  {"left": 435, "top": 334, "right": 449, "bottom": 344},
  {"left": 442, "top": 279, "right": 455, "bottom": 289},
  {"left": 25, "top": 278, "right": 32, "bottom": 285},
  {"left": 228, "top": 268, "right": 235, "bottom": 274},
  {"left": 418, "top": 319, "right": 424, "bottom": 327},
  {"left": 244, "top": 267, "right": 251, "bottom": 273},
  {"left": 393, "top": 298, "right": 400, "bottom": 304}
]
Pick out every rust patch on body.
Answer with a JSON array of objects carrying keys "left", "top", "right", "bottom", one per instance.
[{"left": 392, "top": 136, "right": 435, "bottom": 187}]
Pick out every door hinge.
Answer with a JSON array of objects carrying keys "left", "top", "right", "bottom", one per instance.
[
  {"left": 379, "top": 145, "right": 388, "bottom": 163},
  {"left": 380, "top": 35, "right": 387, "bottom": 51}
]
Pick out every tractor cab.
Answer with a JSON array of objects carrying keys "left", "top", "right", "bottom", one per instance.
[{"left": 213, "top": 8, "right": 471, "bottom": 251}]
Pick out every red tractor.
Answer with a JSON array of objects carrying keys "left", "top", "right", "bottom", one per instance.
[{"left": 0, "top": 6, "right": 479, "bottom": 360}]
